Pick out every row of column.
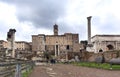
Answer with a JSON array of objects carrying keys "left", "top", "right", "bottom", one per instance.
[{"left": 54, "top": 45, "right": 68, "bottom": 60}]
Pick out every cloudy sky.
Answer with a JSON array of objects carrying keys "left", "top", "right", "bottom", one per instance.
[{"left": 0, "top": 0, "right": 120, "bottom": 42}]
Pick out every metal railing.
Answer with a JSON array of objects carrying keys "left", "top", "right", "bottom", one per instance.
[{"left": 0, "top": 59, "right": 34, "bottom": 77}]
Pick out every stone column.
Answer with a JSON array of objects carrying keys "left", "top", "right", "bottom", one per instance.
[
  {"left": 58, "top": 45, "right": 60, "bottom": 55},
  {"left": 94, "top": 41, "right": 97, "bottom": 53},
  {"left": 116, "top": 41, "right": 117, "bottom": 50},
  {"left": 87, "top": 16, "right": 92, "bottom": 44},
  {"left": 7, "top": 29, "right": 16, "bottom": 58},
  {"left": 66, "top": 51, "right": 68, "bottom": 61},
  {"left": 55, "top": 45, "right": 57, "bottom": 57},
  {"left": 11, "top": 32, "right": 15, "bottom": 58}
]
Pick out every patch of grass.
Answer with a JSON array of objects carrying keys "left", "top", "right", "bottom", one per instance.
[
  {"left": 111, "top": 65, "right": 120, "bottom": 70},
  {"left": 22, "top": 69, "right": 33, "bottom": 77},
  {"left": 72, "top": 62, "right": 120, "bottom": 70}
]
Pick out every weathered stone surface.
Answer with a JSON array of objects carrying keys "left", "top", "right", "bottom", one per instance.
[
  {"left": 109, "top": 58, "right": 120, "bottom": 65},
  {"left": 95, "top": 56, "right": 105, "bottom": 63},
  {"left": 32, "top": 25, "right": 79, "bottom": 59},
  {"left": 91, "top": 35, "right": 120, "bottom": 53}
]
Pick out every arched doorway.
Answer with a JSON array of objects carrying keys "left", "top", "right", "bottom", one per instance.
[
  {"left": 99, "top": 49, "right": 103, "bottom": 52},
  {"left": 107, "top": 44, "right": 114, "bottom": 50}
]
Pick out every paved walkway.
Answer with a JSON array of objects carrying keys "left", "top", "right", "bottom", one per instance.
[{"left": 29, "top": 64, "right": 120, "bottom": 77}]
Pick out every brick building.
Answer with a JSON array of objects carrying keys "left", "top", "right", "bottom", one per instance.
[{"left": 32, "top": 24, "right": 79, "bottom": 57}]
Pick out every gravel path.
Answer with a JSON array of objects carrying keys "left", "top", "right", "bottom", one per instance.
[{"left": 29, "top": 64, "right": 120, "bottom": 77}]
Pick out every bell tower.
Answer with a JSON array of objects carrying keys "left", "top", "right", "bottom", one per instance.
[{"left": 53, "top": 24, "right": 58, "bottom": 35}]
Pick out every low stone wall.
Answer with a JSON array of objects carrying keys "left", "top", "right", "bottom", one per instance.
[
  {"left": 103, "top": 51, "right": 120, "bottom": 62},
  {"left": 67, "top": 50, "right": 120, "bottom": 62},
  {"left": 83, "top": 50, "right": 120, "bottom": 62}
]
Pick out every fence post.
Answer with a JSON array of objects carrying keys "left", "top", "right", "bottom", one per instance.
[
  {"left": 31, "top": 61, "right": 34, "bottom": 69},
  {"left": 15, "top": 62, "right": 21, "bottom": 77},
  {"left": 26, "top": 64, "right": 29, "bottom": 73}
]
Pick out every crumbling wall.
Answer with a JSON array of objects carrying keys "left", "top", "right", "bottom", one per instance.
[
  {"left": 81, "top": 50, "right": 120, "bottom": 62},
  {"left": 58, "top": 50, "right": 120, "bottom": 62}
]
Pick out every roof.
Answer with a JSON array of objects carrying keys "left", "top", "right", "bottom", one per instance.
[
  {"left": 92, "top": 34, "right": 120, "bottom": 38},
  {"left": 15, "top": 41, "right": 29, "bottom": 44}
]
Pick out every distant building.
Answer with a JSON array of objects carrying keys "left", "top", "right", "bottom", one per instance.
[
  {"left": 15, "top": 41, "right": 31, "bottom": 51},
  {"left": 0, "top": 40, "right": 8, "bottom": 51},
  {"left": 0, "top": 40, "right": 31, "bottom": 52},
  {"left": 32, "top": 24, "right": 79, "bottom": 57},
  {"left": 86, "top": 16, "right": 120, "bottom": 53},
  {"left": 91, "top": 35, "right": 120, "bottom": 53}
]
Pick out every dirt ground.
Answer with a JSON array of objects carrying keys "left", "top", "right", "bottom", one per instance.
[{"left": 29, "top": 64, "right": 120, "bottom": 77}]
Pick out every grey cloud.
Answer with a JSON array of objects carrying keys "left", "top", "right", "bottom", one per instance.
[
  {"left": 1, "top": 0, "right": 68, "bottom": 29},
  {"left": 93, "top": 14, "right": 120, "bottom": 34},
  {"left": 1, "top": 0, "right": 88, "bottom": 40}
]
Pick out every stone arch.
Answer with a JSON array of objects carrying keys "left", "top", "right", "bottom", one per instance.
[
  {"left": 107, "top": 44, "right": 114, "bottom": 50},
  {"left": 99, "top": 49, "right": 103, "bottom": 52}
]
